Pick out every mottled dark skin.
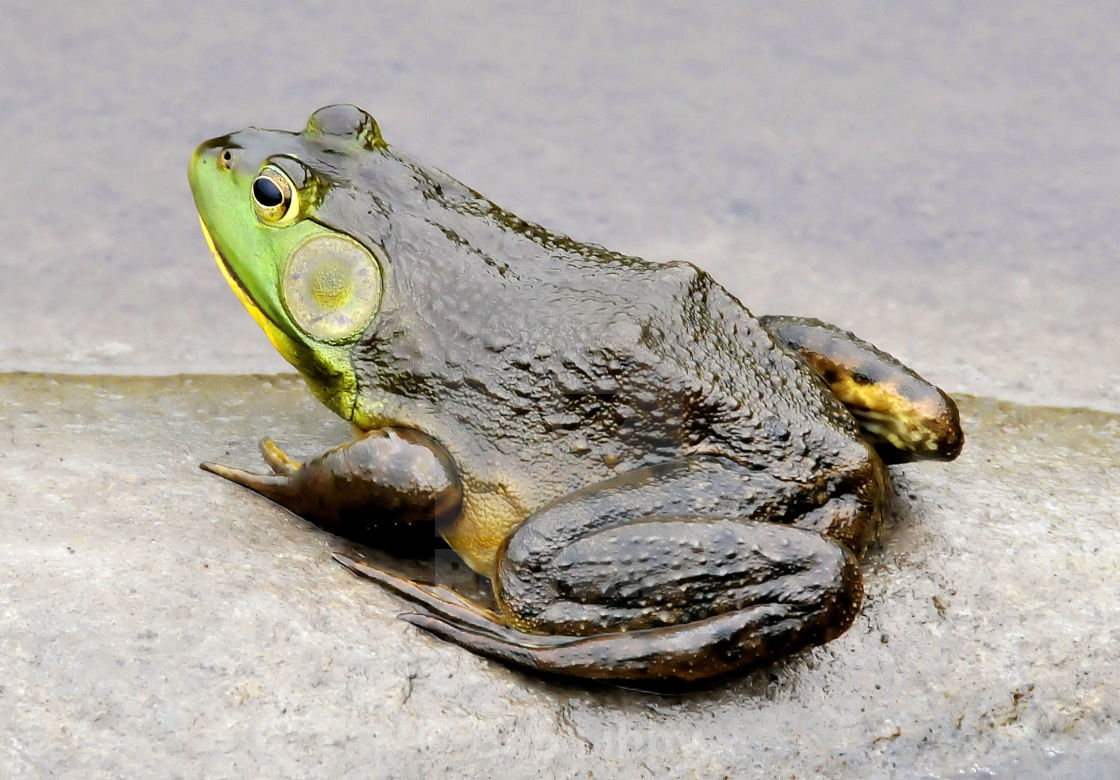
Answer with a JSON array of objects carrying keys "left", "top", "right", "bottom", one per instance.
[{"left": 192, "top": 105, "right": 962, "bottom": 684}]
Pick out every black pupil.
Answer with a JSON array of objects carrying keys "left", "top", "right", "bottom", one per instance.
[{"left": 253, "top": 176, "right": 284, "bottom": 208}]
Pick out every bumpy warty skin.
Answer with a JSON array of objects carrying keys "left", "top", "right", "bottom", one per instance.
[{"left": 323, "top": 147, "right": 875, "bottom": 519}]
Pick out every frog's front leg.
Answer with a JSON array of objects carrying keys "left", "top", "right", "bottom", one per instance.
[
  {"left": 760, "top": 315, "right": 964, "bottom": 463},
  {"left": 338, "top": 456, "right": 872, "bottom": 684},
  {"left": 202, "top": 428, "right": 462, "bottom": 547}
]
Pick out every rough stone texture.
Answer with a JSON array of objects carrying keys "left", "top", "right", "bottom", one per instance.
[{"left": 3, "top": 375, "right": 1119, "bottom": 777}]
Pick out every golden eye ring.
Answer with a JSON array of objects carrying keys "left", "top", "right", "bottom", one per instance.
[{"left": 251, "top": 165, "right": 299, "bottom": 224}]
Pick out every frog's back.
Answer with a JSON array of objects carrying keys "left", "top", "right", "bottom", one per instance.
[{"left": 348, "top": 169, "right": 867, "bottom": 497}]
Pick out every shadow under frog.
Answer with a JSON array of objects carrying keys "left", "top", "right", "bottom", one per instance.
[{"left": 188, "top": 105, "right": 963, "bottom": 685}]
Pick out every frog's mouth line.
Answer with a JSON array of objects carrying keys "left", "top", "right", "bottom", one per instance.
[{"left": 197, "top": 215, "right": 280, "bottom": 334}]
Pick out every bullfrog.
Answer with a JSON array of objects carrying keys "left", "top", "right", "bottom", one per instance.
[{"left": 188, "top": 105, "right": 963, "bottom": 684}]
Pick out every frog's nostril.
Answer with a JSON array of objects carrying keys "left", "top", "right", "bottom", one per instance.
[{"left": 218, "top": 148, "right": 234, "bottom": 170}]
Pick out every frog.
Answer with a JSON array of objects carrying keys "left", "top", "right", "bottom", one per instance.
[{"left": 188, "top": 105, "right": 963, "bottom": 684}]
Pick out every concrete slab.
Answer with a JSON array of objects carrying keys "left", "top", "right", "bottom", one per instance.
[{"left": 2, "top": 374, "right": 1118, "bottom": 777}]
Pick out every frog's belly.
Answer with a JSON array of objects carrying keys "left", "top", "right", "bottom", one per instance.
[
  {"left": 439, "top": 486, "right": 528, "bottom": 580},
  {"left": 435, "top": 442, "right": 616, "bottom": 579}
]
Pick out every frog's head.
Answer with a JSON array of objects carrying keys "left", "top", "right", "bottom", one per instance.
[{"left": 188, "top": 105, "right": 398, "bottom": 417}]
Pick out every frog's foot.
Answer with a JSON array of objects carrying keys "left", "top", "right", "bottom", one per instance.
[
  {"left": 333, "top": 553, "right": 504, "bottom": 632},
  {"left": 397, "top": 595, "right": 841, "bottom": 685},
  {"left": 760, "top": 315, "right": 964, "bottom": 463},
  {"left": 332, "top": 553, "right": 666, "bottom": 664}
]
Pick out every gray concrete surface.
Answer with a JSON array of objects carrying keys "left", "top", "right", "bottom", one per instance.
[
  {"left": 3, "top": 1, "right": 1120, "bottom": 777},
  {"left": 3, "top": 375, "right": 1119, "bottom": 777}
]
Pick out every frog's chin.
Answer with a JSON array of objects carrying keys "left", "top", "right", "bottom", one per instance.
[{"left": 197, "top": 215, "right": 299, "bottom": 363}]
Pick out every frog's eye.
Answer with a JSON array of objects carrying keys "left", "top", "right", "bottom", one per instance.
[
  {"left": 281, "top": 234, "right": 382, "bottom": 343},
  {"left": 251, "top": 165, "right": 299, "bottom": 224}
]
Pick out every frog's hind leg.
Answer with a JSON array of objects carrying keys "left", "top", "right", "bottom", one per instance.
[
  {"left": 348, "top": 517, "right": 862, "bottom": 684},
  {"left": 339, "top": 457, "right": 870, "bottom": 684},
  {"left": 405, "top": 520, "right": 860, "bottom": 684},
  {"left": 760, "top": 315, "right": 964, "bottom": 463}
]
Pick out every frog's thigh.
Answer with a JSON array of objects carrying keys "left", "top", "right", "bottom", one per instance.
[
  {"left": 760, "top": 314, "right": 964, "bottom": 462},
  {"left": 384, "top": 458, "right": 865, "bottom": 683}
]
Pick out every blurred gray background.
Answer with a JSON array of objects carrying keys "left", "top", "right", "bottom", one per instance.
[{"left": 2, "top": 1, "right": 1117, "bottom": 410}]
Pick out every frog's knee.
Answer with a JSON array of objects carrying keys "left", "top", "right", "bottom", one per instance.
[
  {"left": 794, "top": 433, "right": 890, "bottom": 554},
  {"left": 832, "top": 369, "right": 963, "bottom": 462},
  {"left": 762, "top": 314, "right": 964, "bottom": 462}
]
